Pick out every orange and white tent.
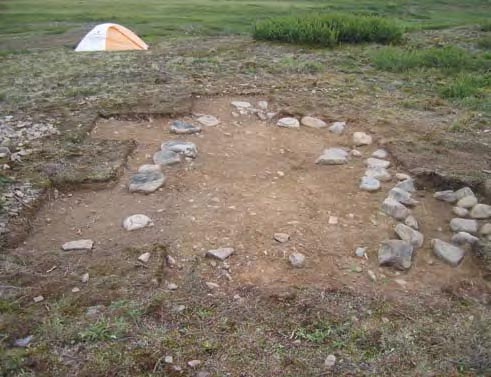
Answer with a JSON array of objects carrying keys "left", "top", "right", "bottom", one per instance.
[{"left": 75, "top": 23, "right": 148, "bottom": 52}]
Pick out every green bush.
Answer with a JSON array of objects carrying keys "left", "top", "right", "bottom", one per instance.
[{"left": 253, "top": 13, "right": 404, "bottom": 47}]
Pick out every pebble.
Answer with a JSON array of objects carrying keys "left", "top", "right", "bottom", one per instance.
[
  {"left": 353, "top": 132, "right": 372, "bottom": 146},
  {"left": 289, "top": 252, "right": 306, "bottom": 268},
  {"left": 450, "top": 218, "right": 478, "bottom": 234},
  {"left": 456, "top": 196, "right": 478, "bottom": 209},
  {"left": 328, "top": 216, "right": 338, "bottom": 225},
  {"left": 404, "top": 215, "right": 419, "bottom": 230},
  {"left": 434, "top": 190, "right": 457, "bottom": 203},
  {"left": 206, "top": 247, "right": 234, "bottom": 260},
  {"left": 257, "top": 101, "right": 268, "bottom": 110},
  {"left": 395, "top": 179, "right": 416, "bottom": 193},
  {"left": 389, "top": 187, "right": 418, "bottom": 206},
  {"left": 274, "top": 233, "right": 290, "bottom": 243},
  {"left": 329, "top": 121, "right": 346, "bottom": 135},
  {"left": 197, "top": 115, "right": 220, "bottom": 127},
  {"left": 452, "top": 232, "right": 479, "bottom": 246},
  {"left": 187, "top": 360, "right": 202, "bottom": 368},
  {"left": 360, "top": 176, "right": 380, "bottom": 192},
  {"left": 431, "top": 239, "right": 465, "bottom": 266},
  {"left": 277, "top": 117, "right": 300, "bottom": 128},
  {"left": 382, "top": 198, "right": 410, "bottom": 220},
  {"left": 170, "top": 120, "right": 201, "bottom": 134},
  {"left": 123, "top": 214, "right": 153, "bottom": 231},
  {"left": 71, "top": 287, "right": 80, "bottom": 293},
  {"left": 365, "top": 158, "right": 390, "bottom": 169},
  {"left": 396, "top": 173, "right": 410, "bottom": 181},
  {"left": 138, "top": 164, "right": 161, "bottom": 173},
  {"left": 324, "top": 354, "right": 336, "bottom": 368},
  {"left": 161, "top": 141, "right": 198, "bottom": 158},
  {"left": 315, "top": 148, "right": 349, "bottom": 165},
  {"left": 167, "top": 283, "right": 178, "bottom": 290},
  {"left": 301, "top": 116, "right": 326, "bottom": 129},
  {"left": 355, "top": 247, "right": 367, "bottom": 258},
  {"left": 81, "top": 273, "right": 89, "bottom": 283},
  {"left": 129, "top": 171, "right": 166, "bottom": 193},
  {"left": 164, "top": 356, "right": 173, "bottom": 364},
  {"left": 378, "top": 240, "right": 414, "bottom": 270},
  {"left": 231, "top": 101, "right": 252, "bottom": 109},
  {"left": 470, "top": 204, "right": 491, "bottom": 219},
  {"left": 367, "top": 270, "right": 377, "bottom": 282},
  {"left": 138, "top": 252, "right": 151, "bottom": 263},
  {"left": 62, "top": 239, "right": 94, "bottom": 251},
  {"left": 453, "top": 206, "right": 469, "bottom": 217},
  {"left": 33, "top": 295, "right": 44, "bottom": 303},
  {"left": 394, "top": 223, "right": 424, "bottom": 249},
  {"left": 153, "top": 149, "right": 181, "bottom": 166},
  {"left": 372, "top": 149, "right": 388, "bottom": 159},
  {"left": 205, "top": 282, "right": 220, "bottom": 290},
  {"left": 365, "top": 166, "right": 391, "bottom": 182},
  {"left": 350, "top": 149, "right": 362, "bottom": 157},
  {"left": 14, "top": 335, "right": 33, "bottom": 348}
]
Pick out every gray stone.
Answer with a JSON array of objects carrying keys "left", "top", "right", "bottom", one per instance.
[
  {"left": 123, "top": 214, "right": 153, "bottom": 231},
  {"left": 0, "top": 146, "right": 11, "bottom": 158},
  {"left": 205, "top": 282, "right": 220, "bottom": 290},
  {"left": 277, "top": 117, "right": 300, "bottom": 128},
  {"left": 86, "top": 305, "right": 105, "bottom": 318},
  {"left": 206, "top": 247, "right": 234, "bottom": 260},
  {"left": 452, "top": 206, "right": 469, "bottom": 217},
  {"left": 395, "top": 179, "right": 416, "bottom": 193},
  {"left": 450, "top": 218, "right": 478, "bottom": 233},
  {"left": 431, "top": 239, "right": 465, "bottom": 266},
  {"left": 257, "top": 101, "right": 268, "bottom": 110},
  {"left": 301, "top": 116, "right": 326, "bottom": 128},
  {"left": 138, "top": 164, "right": 161, "bottom": 173},
  {"left": 315, "top": 148, "right": 349, "bottom": 165},
  {"left": 164, "top": 356, "right": 173, "bottom": 364},
  {"left": 329, "top": 121, "right": 346, "bottom": 134},
  {"left": 396, "top": 173, "right": 410, "bottom": 181},
  {"left": 197, "top": 115, "right": 220, "bottom": 127},
  {"left": 231, "top": 101, "right": 252, "bottom": 109},
  {"left": 365, "top": 158, "right": 390, "bottom": 169},
  {"left": 129, "top": 171, "right": 166, "bottom": 193},
  {"left": 153, "top": 150, "right": 182, "bottom": 166},
  {"left": 455, "top": 187, "right": 475, "bottom": 200},
  {"left": 452, "top": 232, "right": 479, "bottom": 246},
  {"left": 355, "top": 247, "right": 367, "bottom": 258},
  {"left": 353, "top": 132, "right": 372, "bottom": 146},
  {"left": 480, "top": 223, "right": 491, "bottom": 236},
  {"left": 456, "top": 196, "right": 478, "bottom": 209},
  {"left": 161, "top": 140, "right": 198, "bottom": 158},
  {"left": 274, "top": 233, "right": 290, "bottom": 243},
  {"left": 289, "top": 252, "right": 306, "bottom": 268},
  {"left": 394, "top": 223, "right": 424, "bottom": 248},
  {"left": 324, "top": 354, "right": 336, "bottom": 368},
  {"left": 351, "top": 149, "right": 362, "bottom": 157},
  {"left": 81, "top": 273, "right": 89, "bottom": 283},
  {"left": 138, "top": 252, "right": 151, "bottom": 263},
  {"left": 170, "top": 120, "right": 201, "bottom": 134},
  {"left": 404, "top": 215, "right": 419, "bottom": 230},
  {"left": 389, "top": 187, "right": 418, "bottom": 206},
  {"left": 187, "top": 360, "right": 202, "bottom": 368},
  {"left": 14, "top": 335, "right": 33, "bottom": 348},
  {"left": 372, "top": 149, "right": 388, "bottom": 159},
  {"left": 382, "top": 198, "right": 410, "bottom": 220},
  {"left": 434, "top": 190, "right": 457, "bottom": 203},
  {"left": 364, "top": 166, "right": 391, "bottom": 182},
  {"left": 470, "top": 204, "right": 491, "bottom": 219},
  {"left": 62, "top": 239, "right": 94, "bottom": 251},
  {"left": 167, "top": 283, "right": 178, "bottom": 290},
  {"left": 360, "top": 176, "right": 380, "bottom": 192},
  {"left": 378, "top": 240, "right": 414, "bottom": 270}
]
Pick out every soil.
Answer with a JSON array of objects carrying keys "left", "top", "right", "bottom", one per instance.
[{"left": 16, "top": 97, "right": 490, "bottom": 299}]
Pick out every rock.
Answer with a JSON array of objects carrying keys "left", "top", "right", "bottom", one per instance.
[
  {"left": 394, "top": 223, "right": 424, "bottom": 248},
  {"left": 367, "top": 270, "right": 377, "bottom": 282},
  {"left": 197, "top": 115, "right": 220, "bottom": 127},
  {"left": 129, "top": 171, "right": 166, "bottom": 194},
  {"left": 205, "top": 282, "right": 220, "bottom": 290},
  {"left": 450, "top": 218, "right": 478, "bottom": 233},
  {"left": 360, "top": 176, "right": 380, "bottom": 192},
  {"left": 456, "top": 196, "right": 478, "bottom": 209},
  {"left": 453, "top": 206, "right": 469, "bottom": 217},
  {"left": 480, "top": 223, "right": 491, "bottom": 236},
  {"left": 153, "top": 150, "right": 181, "bottom": 166},
  {"left": 404, "top": 215, "right": 419, "bottom": 230},
  {"left": 289, "top": 252, "right": 306, "bottom": 268},
  {"left": 351, "top": 149, "right": 362, "bottom": 157},
  {"left": 365, "top": 166, "right": 391, "bottom": 182},
  {"left": 365, "top": 158, "right": 390, "bottom": 169},
  {"left": 187, "top": 360, "right": 201, "bottom": 368},
  {"left": 315, "top": 148, "right": 349, "bottom": 165},
  {"left": 138, "top": 164, "right": 161, "bottom": 173},
  {"left": 167, "top": 283, "right": 178, "bottom": 290},
  {"left": 123, "top": 214, "right": 153, "bottom": 231},
  {"left": 62, "top": 239, "right": 94, "bottom": 251},
  {"left": 138, "top": 252, "right": 151, "bottom": 263},
  {"left": 396, "top": 173, "right": 410, "bottom": 181},
  {"left": 328, "top": 216, "right": 338, "bottom": 225},
  {"left": 257, "top": 101, "right": 268, "bottom": 110},
  {"left": 0, "top": 146, "right": 11, "bottom": 158},
  {"left": 372, "top": 149, "right": 388, "bottom": 159},
  {"left": 431, "top": 239, "right": 465, "bottom": 266},
  {"left": 162, "top": 141, "right": 198, "bottom": 158},
  {"left": 355, "top": 247, "right": 367, "bottom": 257},
  {"left": 452, "top": 232, "right": 479, "bottom": 246},
  {"left": 389, "top": 187, "right": 418, "bottom": 206},
  {"left": 277, "top": 117, "right": 300, "bottom": 128},
  {"left": 81, "top": 273, "right": 89, "bottom": 283},
  {"left": 274, "top": 233, "right": 290, "bottom": 243},
  {"left": 164, "top": 356, "right": 173, "bottom": 364},
  {"left": 382, "top": 198, "right": 410, "bottom": 220},
  {"left": 170, "top": 120, "right": 201, "bottom": 134},
  {"left": 33, "top": 295, "right": 44, "bottom": 303},
  {"left": 231, "top": 101, "right": 252, "bottom": 109},
  {"left": 378, "top": 240, "right": 414, "bottom": 270},
  {"left": 86, "top": 305, "right": 104, "bottom": 317},
  {"left": 470, "top": 204, "right": 491, "bottom": 219},
  {"left": 324, "top": 354, "right": 336, "bottom": 368},
  {"left": 353, "top": 132, "right": 372, "bottom": 146},
  {"left": 206, "top": 247, "right": 234, "bottom": 260},
  {"left": 14, "top": 335, "right": 33, "bottom": 348},
  {"left": 434, "top": 190, "right": 457, "bottom": 203},
  {"left": 455, "top": 187, "right": 475, "bottom": 200},
  {"left": 166, "top": 254, "right": 177, "bottom": 267},
  {"left": 301, "top": 116, "right": 326, "bottom": 129},
  {"left": 395, "top": 179, "right": 416, "bottom": 193},
  {"left": 72, "top": 287, "right": 80, "bottom": 293},
  {"left": 329, "top": 121, "right": 345, "bottom": 134}
]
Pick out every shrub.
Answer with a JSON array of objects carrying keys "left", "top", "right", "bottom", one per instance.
[{"left": 253, "top": 13, "right": 403, "bottom": 47}]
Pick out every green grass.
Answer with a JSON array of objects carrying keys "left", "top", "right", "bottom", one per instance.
[
  {"left": 439, "top": 73, "right": 490, "bottom": 99},
  {"left": 477, "top": 36, "right": 491, "bottom": 50}
]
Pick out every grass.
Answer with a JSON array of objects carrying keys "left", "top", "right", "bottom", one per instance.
[{"left": 253, "top": 13, "right": 404, "bottom": 47}]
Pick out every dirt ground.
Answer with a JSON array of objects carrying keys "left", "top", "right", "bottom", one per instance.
[{"left": 16, "top": 97, "right": 488, "bottom": 300}]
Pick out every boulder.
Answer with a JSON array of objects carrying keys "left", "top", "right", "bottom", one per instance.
[
  {"left": 450, "top": 218, "right": 478, "bottom": 234},
  {"left": 382, "top": 198, "right": 410, "bottom": 220},
  {"left": 378, "top": 240, "right": 414, "bottom": 270},
  {"left": 394, "top": 223, "right": 424, "bottom": 248},
  {"left": 388, "top": 187, "right": 418, "bottom": 206},
  {"left": 470, "top": 204, "right": 491, "bottom": 219},
  {"left": 434, "top": 190, "right": 457, "bottom": 203},
  {"left": 456, "top": 196, "right": 478, "bottom": 209},
  {"left": 395, "top": 179, "right": 416, "bottom": 193},
  {"left": 431, "top": 239, "right": 465, "bottom": 266},
  {"left": 452, "top": 232, "right": 479, "bottom": 246}
]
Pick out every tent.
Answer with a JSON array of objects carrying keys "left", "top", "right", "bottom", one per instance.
[{"left": 75, "top": 23, "right": 148, "bottom": 52}]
